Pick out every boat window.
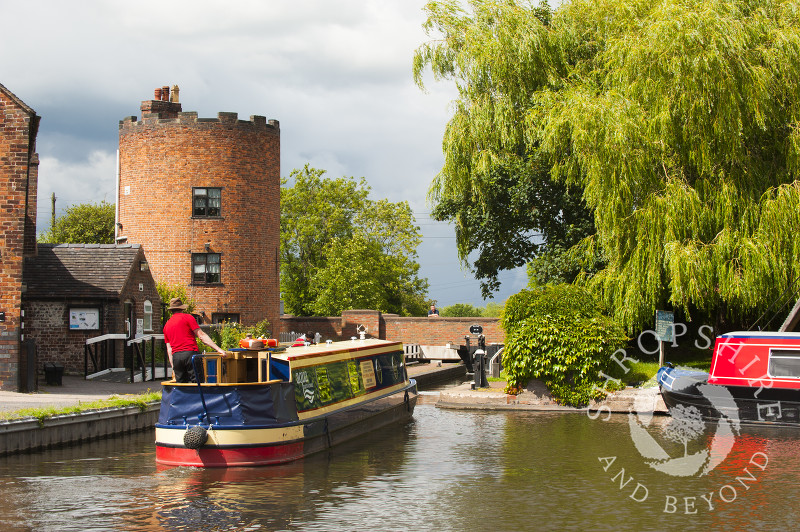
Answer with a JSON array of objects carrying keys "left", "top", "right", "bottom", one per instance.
[{"left": 768, "top": 349, "right": 800, "bottom": 378}]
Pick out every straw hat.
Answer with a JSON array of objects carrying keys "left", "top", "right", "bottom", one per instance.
[{"left": 168, "top": 297, "right": 188, "bottom": 311}]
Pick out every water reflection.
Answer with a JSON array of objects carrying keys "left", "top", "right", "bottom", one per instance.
[{"left": 0, "top": 407, "right": 798, "bottom": 531}]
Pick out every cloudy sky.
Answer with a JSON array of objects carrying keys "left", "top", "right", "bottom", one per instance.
[{"left": 2, "top": 0, "right": 527, "bottom": 307}]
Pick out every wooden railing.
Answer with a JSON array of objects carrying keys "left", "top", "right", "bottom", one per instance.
[
  {"left": 84, "top": 334, "right": 127, "bottom": 377},
  {"left": 404, "top": 343, "right": 422, "bottom": 363},
  {"left": 128, "top": 334, "right": 167, "bottom": 383}
]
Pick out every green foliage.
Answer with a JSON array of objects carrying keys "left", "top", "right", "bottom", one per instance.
[
  {"left": 282, "top": 165, "right": 430, "bottom": 317},
  {"left": 415, "top": 2, "right": 598, "bottom": 297},
  {"left": 209, "top": 322, "right": 244, "bottom": 351},
  {"left": 440, "top": 303, "right": 483, "bottom": 317},
  {"left": 416, "top": 0, "right": 800, "bottom": 331},
  {"left": 501, "top": 285, "right": 628, "bottom": 406},
  {"left": 436, "top": 301, "right": 504, "bottom": 316},
  {"left": 38, "top": 200, "right": 115, "bottom": 244},
  {"left": 208, "top": 319, "right": 272, "bottom": 350},
  {"left": 481, "top": 301, "right": 504, "bottom": 317},
  {"left": 156, "top": 282, "right": 195, "bottom": 322}
]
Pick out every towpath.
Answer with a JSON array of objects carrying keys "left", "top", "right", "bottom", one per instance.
[
  {"left": 0, "top": 362, "right": 465, "bottom": 413},
  {"left": 0, "top": 362, "right": 663, "bottom": 415}
]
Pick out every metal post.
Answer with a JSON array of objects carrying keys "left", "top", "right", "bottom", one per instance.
[
  {"left": 25, "top": 339, "right": 37, "bottom": 392},
  {"left": 464, "top": 335, "right": 472, "bottom": 373},
  {"left": 150, "top": 336, "right": 156, "bottom": 381},
  {"left": 163, "top": 338, "right": 169, "bottom": 380},
  {"left": 474, "top": 334, "right": 489, "bottom": 388},
  {"left": 129, "top": 341, "right": 134, "bottom": 384},
  {"left": 138, "top": 343, "right": 146, "bottom": 382}
]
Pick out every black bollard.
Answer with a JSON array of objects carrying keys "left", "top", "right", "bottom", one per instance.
[{"left": 474, "top": 334, "right": 489, "bottom": 388}]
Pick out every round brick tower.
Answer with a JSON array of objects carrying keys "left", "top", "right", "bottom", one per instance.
[{"left": 117, "top": 86, "right": 280, "bottom": 330}]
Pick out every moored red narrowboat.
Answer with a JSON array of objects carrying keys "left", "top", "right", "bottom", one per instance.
[
  {"left": 155, "top": 338, "right": 417, "bottom": 467},
  {"left": 657, "top": 331, "right": 800, "bottom": 425}
]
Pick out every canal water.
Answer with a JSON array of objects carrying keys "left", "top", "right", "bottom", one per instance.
[{"left": 0, "top": 404, "right": 798, "bottom": 531}]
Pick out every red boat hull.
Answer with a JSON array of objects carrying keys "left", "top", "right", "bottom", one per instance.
[{"left": 156, "top": 441, "right": 306, "bottom": 467}]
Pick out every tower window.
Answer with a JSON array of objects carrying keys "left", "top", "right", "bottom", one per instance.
[
  {"left": 212, "top": 312, "right": 240, "bottom": 324},
  {"left": 192, "top": 253, "right": 221, "bottom": 284},
  {"left": 193, "top": 187, "right": 221, "bottom": 217}
]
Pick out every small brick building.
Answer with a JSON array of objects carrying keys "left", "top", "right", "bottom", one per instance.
[
  {"left": 0, "top": 83, "right": 39, "bottom": 391},
  {"left": 23, "top": 244, "right": 161, "bottom": 374},
  {"left": 117, "top": 86, "right": 281, "bottom": 332}
]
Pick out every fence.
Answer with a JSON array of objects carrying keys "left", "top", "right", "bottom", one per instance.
[
  {"left": 84, "top": 334, "right": 128, "bottom": 377},
  {"left": 278, "top": 331, "right": 297, "bottom": 344},
  {"left": 128, "top": 334, "right": 167, "bottom": 383}
]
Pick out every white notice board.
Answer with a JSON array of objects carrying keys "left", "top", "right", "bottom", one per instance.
[{"left": 69, "top": 308, "right": 99, "bottom": 330}]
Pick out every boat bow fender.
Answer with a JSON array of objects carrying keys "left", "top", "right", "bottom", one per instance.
[{"left": 184, "top": 425, "right": 208, "bottom": 449}]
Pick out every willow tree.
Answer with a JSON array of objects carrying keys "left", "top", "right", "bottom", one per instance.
[
  {"left": 415, "top": 1, "right": 596, "bottom": 296},
  {"left": 415, "top": 0, "right": 800, "bottom": 330}
]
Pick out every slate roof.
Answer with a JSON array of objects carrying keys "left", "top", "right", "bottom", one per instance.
[{"left": 23, "top": 244, "right": 143, "bottom": 300}]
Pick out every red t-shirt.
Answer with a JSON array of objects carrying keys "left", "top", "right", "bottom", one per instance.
[{"left": 163, "top": 312, "right": 200, "bottom": 353}]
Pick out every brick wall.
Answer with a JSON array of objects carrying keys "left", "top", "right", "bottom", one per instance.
[
  {"left": 0, "top": 85, "right": 38, "bottom": 390},
  {"left": 25, "top": 301, "right": 94, "bottom": 373},
  {"left": 118, "top": 96, "right": 281, "bottom": 333},
  {"left": 118, "top": 248, "right": 164, "bottom": 338},
  {"left": 281, "top": 311, "right": 505, "bottom": 346},
  {"left": 383, "top": 316, "right": 504, "bottom": 346}
]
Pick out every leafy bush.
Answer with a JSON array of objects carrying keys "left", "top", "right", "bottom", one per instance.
[
  {"left": 156, "top": 282, "right": 196, "bottom": 320},
  {"left": 437, "top": 301, "right": 504, "bottom": 317},
  {"left": 482, "top": 302, "right": 504, "bottom": 317},
  {"left": 502, "top": 285, "right": 628, "bottom": 406},
  {"left": 38, "top": 201, "right": 115, "bottom": 244},
  {"left": 207, "top": 319, "right": 272, "bottom": 350},
  {"left": 440, "top": 303, "right": 483, "bottom": 317}
]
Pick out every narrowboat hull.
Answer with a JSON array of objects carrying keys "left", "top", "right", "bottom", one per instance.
[
  {"left": 156, "top": 381, "right": 417, "bottom": 467},
  {"left": 155, "top": 339, "right": 418, "bottom": 467},
  {"left": 657, "top": 330, "right": 800, "bottom": 426},
  {"left": 658, "top": 367, "right": 800, "bottom": 425}
]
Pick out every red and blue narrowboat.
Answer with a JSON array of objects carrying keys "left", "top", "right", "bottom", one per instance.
[
  {"left": 155, "top": 338, "right": 418, "bottom": 467},
  {"left": 657, "top": 331, "right": 800, "bottom": 425}
]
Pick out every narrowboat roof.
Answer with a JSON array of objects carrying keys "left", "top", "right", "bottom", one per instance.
[
  {"left": 717, "top": 331, "right": 800, "bottom": 339},
  {"left": 272, "top": 338, "right": 404, "bottom": 363}
]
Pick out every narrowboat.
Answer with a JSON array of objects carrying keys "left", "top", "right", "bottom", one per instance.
[
  {"left": 155, "top": 338, "right": 418, "bottom": 467},
  {"left": 657, "top": 332, "right": 800, "bottom": 425}
]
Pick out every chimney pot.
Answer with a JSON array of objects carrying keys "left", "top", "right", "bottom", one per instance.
[
  {"left": 161, "top": 86, "right": 170, "bottom": 101},
  {"left": 154, "top": 87, "right": 162, "bottom": 100},
  {"left": 171, "top": 85, "right": 180, "bottom": 103}
]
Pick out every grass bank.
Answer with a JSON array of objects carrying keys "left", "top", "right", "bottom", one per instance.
[
  {"left": 487, "top": 345, "right": 712, "bottom": 388},
  {"left": 0, "top": 391, "right": 162, "bottom": 425}
]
